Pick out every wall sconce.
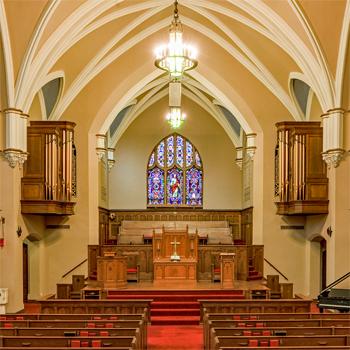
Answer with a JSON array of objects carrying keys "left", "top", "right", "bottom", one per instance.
[{"left": 0, "top": 217, "right": 5, "bottom": 247}]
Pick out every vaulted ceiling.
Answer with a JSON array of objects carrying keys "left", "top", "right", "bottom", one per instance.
[{"left": 1, "top": 0, "right": 349, "bottom": 146}]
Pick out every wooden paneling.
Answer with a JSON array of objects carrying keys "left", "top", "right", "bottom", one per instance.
[{"left": 88, "top": 244, "right": 263, "bottom": 282}]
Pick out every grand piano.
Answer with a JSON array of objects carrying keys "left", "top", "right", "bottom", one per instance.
[{"left": 317, "top": 271, "right": 350, "bottom": 312}]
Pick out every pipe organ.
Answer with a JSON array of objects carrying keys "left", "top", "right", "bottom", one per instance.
[
  {"left": 275, "top": 122, "right": 328, "bottom": 215},
  {"left": 21, "top": 121, "right": 76, "bottom": 215}
]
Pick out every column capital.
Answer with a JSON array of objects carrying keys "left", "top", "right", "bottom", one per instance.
[
  {"left": 245, "top": 133, "right": 256, "bottom": 160},
  {"left": 322, "top": 149, "right": 346, "bottom": 168},
  {"left": 96, "top": 134, "right": 107, "bottom": 161}
]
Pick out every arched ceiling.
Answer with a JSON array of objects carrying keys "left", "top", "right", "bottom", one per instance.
[{"left": 1, "top": 0, "right": 349, "bottom": 146}]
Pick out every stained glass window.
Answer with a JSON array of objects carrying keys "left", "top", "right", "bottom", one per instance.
[{"left": 147, "top": 133, "right": 203, "bottom": 207}]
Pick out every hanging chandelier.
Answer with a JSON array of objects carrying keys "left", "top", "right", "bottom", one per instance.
[
  {"left": 155, "top": 0, "right": 198, "bottom": 80},
  {"left": 166, "top": 107, "right": 186, "bottom": 129}
]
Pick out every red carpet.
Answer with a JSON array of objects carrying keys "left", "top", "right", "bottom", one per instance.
[
  {"left": 148, "top": 325, "right": 203, "bottom": 350},
  {"left": 107, "top": 289, "right": 245, "bottom": 325}
]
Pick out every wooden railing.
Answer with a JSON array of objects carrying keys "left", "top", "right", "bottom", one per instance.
[
  {"left": 264, "top": 258, "right": 289, "bottom": 281},
  {"left": 61, "top": 259, "right": 87, "bottom": 278}
]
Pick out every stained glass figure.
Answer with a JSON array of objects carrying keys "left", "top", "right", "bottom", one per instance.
[
  {"left": 195, "top": 152, "right": 201, "bottom": 167},
  {"left": 176, "top": 135, "right": 184, "bottom": 167},
  {"left": 148, "top": 167, "right": 165, "bottom": 205},
  {"left": 147, "top": 133, "right": 203, "bottom": 207},
  {"left": 167, "top": 168, "right": 183, "bottom": 205},
  {"left": 149, "top": 152, "right": 155, "bottom": 167},
  {"left": 157, "top": 141, "right": 165, "bottom": 167},
  {"left": 167, "top": 135, "right": 174, "bottom": 167},
  {"left": 186, "top": 167, "right": 203, "bottom": 205},
  {"left": 186, "top": 141, "right": 193, "bottom": 167}
]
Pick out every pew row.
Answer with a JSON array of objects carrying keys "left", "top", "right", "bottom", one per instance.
[
  {"left": 0, "top": 320, "right": 146, "bottom": 350},
  {"left": 214, "top": 335, "right": 350, "bottom": 350},
  {"left": 210, "top": 328, "right": 350, "bottom": 350},
  {"left": 199, "top": 299, "right": 313, "bottom": 321},
  {"left": 38, "top": 300, "right": 152, "bottom": 322},
  {"left": 0, "top": 313, "right": 148, "bottom": 321},
  {"left": 203, "top": 314, "right": 350, "bottom": 350},
  {"left": 0, "top": 335, "right": 138, "bottom": 349}
]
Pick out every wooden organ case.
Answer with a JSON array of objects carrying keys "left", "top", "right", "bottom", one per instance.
[
  {"left": 21, "top": 121, "right": 76, "bottom": 215},
  {"left": 274, "top": 122, "right": 328, "bottom": 215}
]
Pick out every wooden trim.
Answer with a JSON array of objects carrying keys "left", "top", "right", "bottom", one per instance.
[{"left": 264, "top": 258, "right": 289, "bottom": 281}]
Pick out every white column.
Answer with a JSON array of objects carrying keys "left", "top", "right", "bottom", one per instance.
[
  {"left": 2, "top": 109, "right": 28, "bottom": 168},
  {"left": 322, "top": 108, "right": 345, "bottom": 168}
]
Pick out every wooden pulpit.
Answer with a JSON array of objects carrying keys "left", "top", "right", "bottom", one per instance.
[
  {"left": 153, "top": 227, "right": 198, "bottom": 281},
  {"left": 220, "top": 252, "right": 235, "bottom": 289},
  {"left": 97, "top": 252, "right": 127, "bottom": 289}
]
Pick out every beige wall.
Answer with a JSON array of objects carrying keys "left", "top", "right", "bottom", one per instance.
[{"left": 108, "top": 96, "right": 242, "bottom": 210}]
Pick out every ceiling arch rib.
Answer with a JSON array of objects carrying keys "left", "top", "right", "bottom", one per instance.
[
  {"left": 108, "top": 80, "right": 240, "bottom": 149},
  {"left": 49, "top": 12, "right": 299, "bottom": 123},
  {"left": 30, "top": 16, "right": 171, "bottom": 116},
  {"left": 16, "top": 0, "right": 119, "bottom": 108},
  {"left": 15, "top": 0, "right": 60, "bottom": 103},
  {"left": 335, "top": 0, "right": 350, "bottom": 106},
  {"left": 0, "top": 0, "right": 15, "bottom": 105},
  {"left": 187, "top": 0, "right": 334, "bottom": 110},
  {"left": 181, "top": 10, "right": 301, "bottom": 120}
]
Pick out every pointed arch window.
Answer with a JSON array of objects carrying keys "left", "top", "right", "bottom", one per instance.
[{"left": 147, "top": 133, "right": 203, "bottom": 207}]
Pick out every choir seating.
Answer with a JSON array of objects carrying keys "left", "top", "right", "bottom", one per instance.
[
  {"left": 211, "top": 253, "right": 221, "bottom": 283},
  {"left": 124, "top": 252, "right": 140, "bottom": 283}
]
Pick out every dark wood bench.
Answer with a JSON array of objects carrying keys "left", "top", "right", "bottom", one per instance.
[
  {"left": 203, "top": 315, "right": 350, "bottom": 349},
  {"left": 219, "top": 347, "right": 350, "bottom": 350},
  {"left": 0, "top": 348, "right": 133, "bottom": 350},
  {"left": 38, "top": 300, "right": 152, "bottom": 322},
  {"left": 0, "top": 319, "right": 146, "bottom": 349},
  {"left": 210, "top": 327, "right": 350, "bottom": 350},
  {"left": 199, "top": 299, "right": 313, "bottom": 320},
  {"left": 0, "top": 335, "right": 138, "bottom": 349},
  {"left": 1, "top": 312, "right": 147, "bottom": 321},
  {"left": 214, "top": 335, "right": 350, "bottom": 350}
]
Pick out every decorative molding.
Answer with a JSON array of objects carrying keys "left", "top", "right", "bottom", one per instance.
[
  {"left": 107, "top": 148, "right": 116, "bottom": 171},
  {"left": 235, "top": 147, "right": 243, "bottom": 170},
  {"left": 322, "top": 149, "right": 346, "bottom": 168},
  {"left": 245, "top": 133, "right": 257, "bottom": 159},
  {"left": 1, "top": 149, "right": 27, "bottom": 168},
  {"left": 96, "top": 134, "right": 107, "bottom": 161}
]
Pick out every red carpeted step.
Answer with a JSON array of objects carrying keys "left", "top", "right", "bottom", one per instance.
[
  {"left": 151, "top": 316, "right": 200, "bottom": 325},
  {"left": 247, "top": 274, "right": 263, "bottom": 281},
  {"left": 151, "top": 301, "right": 199, "bottom": 309},
  {"left": 151, "top": 308, "right": 200, "bottom": 317},
  {"left": 107, "top": 293, "right": 245, "bottom": 301}
]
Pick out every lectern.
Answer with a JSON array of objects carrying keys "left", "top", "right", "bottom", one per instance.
[
  {"left": 220, "top": 253, "right": 235, "bottom": 289},
  {"left": 97, "top": 253, "right": 127, "bottom": 289}
]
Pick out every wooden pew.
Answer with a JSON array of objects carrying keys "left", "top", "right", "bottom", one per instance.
[
  {"left": 1, "top": 348, "right": 133, "bottom": 350},
  {"left": 39, "top": 299, "right": 152, "bottom": 322},
  {"left": 0, "top": 319, "right": 146, "bottom": 350},
  {"left": 214, "top": 335, "right": 350, "bottom": 350},
  {"left": 1, "top": 312, "right": 147, "bottom": 321},
  {"left": 219, "top": 347, "right": 350, "bottom": 350},
  {"left": 0, "top": 335, "right": 138, "bottom": 349},
  {"left": 199, "top": 299, "right": 313, "bottom": 320},
  {"left": 203, "top": 316, "right": 350, "bottom": 350},
  {"left": 210, "top": 327, "right": 350, "bottom": 350}
]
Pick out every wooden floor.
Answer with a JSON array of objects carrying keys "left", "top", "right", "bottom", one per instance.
[{"left": 105, "top": 279, "right": 268, "bottom": 292}]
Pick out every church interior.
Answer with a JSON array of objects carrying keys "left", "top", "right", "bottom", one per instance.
[{"left": 0, "top": 0, "right": 350, "bottom": 349}]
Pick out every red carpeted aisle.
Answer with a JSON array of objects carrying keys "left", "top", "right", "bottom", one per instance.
[{"left": 148, "top": 325, "right": 203, "bottom": 350}]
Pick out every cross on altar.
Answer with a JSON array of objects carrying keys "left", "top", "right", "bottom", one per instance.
[{"left": 170, "top": 238, "right": 181, "bottom": 261}]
